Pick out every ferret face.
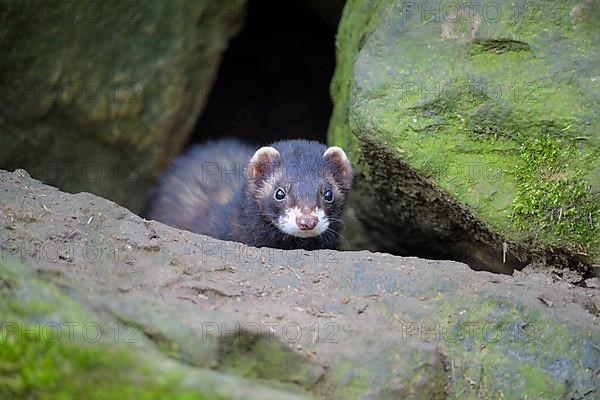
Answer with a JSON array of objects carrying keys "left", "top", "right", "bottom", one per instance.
[{"left": 247, "top": 141, "right": 353, "bottom": 239}]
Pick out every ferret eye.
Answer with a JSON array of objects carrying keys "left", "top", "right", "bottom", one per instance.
[
  {"left": 274, "top": 188, "right": 286, "bottom": 201},
  {"left": 323, "top": 189, "right": 334, "bottom": 203}
]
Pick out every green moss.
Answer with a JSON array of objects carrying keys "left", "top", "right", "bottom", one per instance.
[
  {"left": 428, "top": 296, "right": 597, "bottom": 399},
  {"left": 218, "top": 334, "right": 317, "bottom": 393},
  {"left": 0, "top": 262, "right": 203, "bottom": 400},
  {"left": 7, "top": 299, "right": 57, "bottom": 316},
  {"left": 382, "top": 291, "right": 600, "bottom": 400},
  {"left": 328, "top": 359, "right": 370, "bottom": 398},
  {"left": 0, "top": 321, "right": 205, "bottom": 400},
  {"left": 380, "top": 294, "right": 597, "bottom": 399},
  {"left": 517, "top": 364, "right": 564, "bottom": 398},
  {"left": 468, "top": 39, "right": 531, "bottom": 55},
  {"left": 328, "top": 0, "right": 386, "bottom": 164},
  {"left": 512, "top": 136, "right": 599, "bottom": 258}
]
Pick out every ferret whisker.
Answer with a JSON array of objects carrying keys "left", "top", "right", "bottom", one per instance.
[
  {"left": 325, "top": 227, "right": 351, "bottom": 248},
  {"left": 325, "top": 217, "right": 345, "bottom": 226}
]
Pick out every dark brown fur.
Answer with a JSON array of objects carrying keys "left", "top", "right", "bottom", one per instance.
[{"left": 144, "top": 139, "right": 353, "bottom": 249}]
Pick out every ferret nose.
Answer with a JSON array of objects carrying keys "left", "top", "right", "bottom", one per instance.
[{"left": 296, "top": 214, "right": 319, "bottom": 230}]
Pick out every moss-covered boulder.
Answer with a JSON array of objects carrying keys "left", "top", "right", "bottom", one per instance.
[
  {"left": 1, "top": 169, "right": 598, "bottom": 399},
  {"left": 0, "top": 260, "right": 313, "bottom": 400},
  {"left": 329, "top": 0, "right": 599, "bottom": 273},
  {"left": 0, "top": 0, "right": 245, "bottom": 212}
]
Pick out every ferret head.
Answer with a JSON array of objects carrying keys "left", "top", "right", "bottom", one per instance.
[{"left": 247, "top": 140, "right": 353, "bottom": 239}]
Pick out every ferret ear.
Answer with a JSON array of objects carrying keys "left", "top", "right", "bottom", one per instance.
[
  {"left": 248, "top": 146, "right": 280, "bottom": 179},
  {"left": 323, "top": 146, "right": 353, "bottom": 181}
]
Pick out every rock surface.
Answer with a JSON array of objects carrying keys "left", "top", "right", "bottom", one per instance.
[
  {"left": 329, "top": 0, "right": 599, "bottom": 273},
  {"left": 0, "top": 169, "right": 598, "bottom": 399},
  {"left": 0, "top": 0, "right": 245, "bottom": 212}
]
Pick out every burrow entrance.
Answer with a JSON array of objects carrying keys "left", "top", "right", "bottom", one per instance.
[
  {"left": 189, "top": 0, "right": 340, "bottom": 146},
  {"left": 180, "top": 0, "right": 582, "bottom": 277}
]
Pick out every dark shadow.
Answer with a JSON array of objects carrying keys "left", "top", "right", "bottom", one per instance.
[{"left": 189, "top": 0, "right": 339, "bottom": 147}]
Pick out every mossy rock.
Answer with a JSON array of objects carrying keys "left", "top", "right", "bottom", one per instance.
[
  {"left": 1, "top": 169, "right": 599, "bottom": 399},
  {"left": 0, "top": 0, "right": 245, "bottom": 212},
  {"left": 0, "top": 260, "right": 313, "bottom": 400},
  {"left": 329, "top": 0, "right": 599, "bottom": 272}
]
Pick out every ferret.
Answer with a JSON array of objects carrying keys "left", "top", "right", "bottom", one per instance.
[{"left": 143, "top": 139, "right": 353, "bottom": 250}]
